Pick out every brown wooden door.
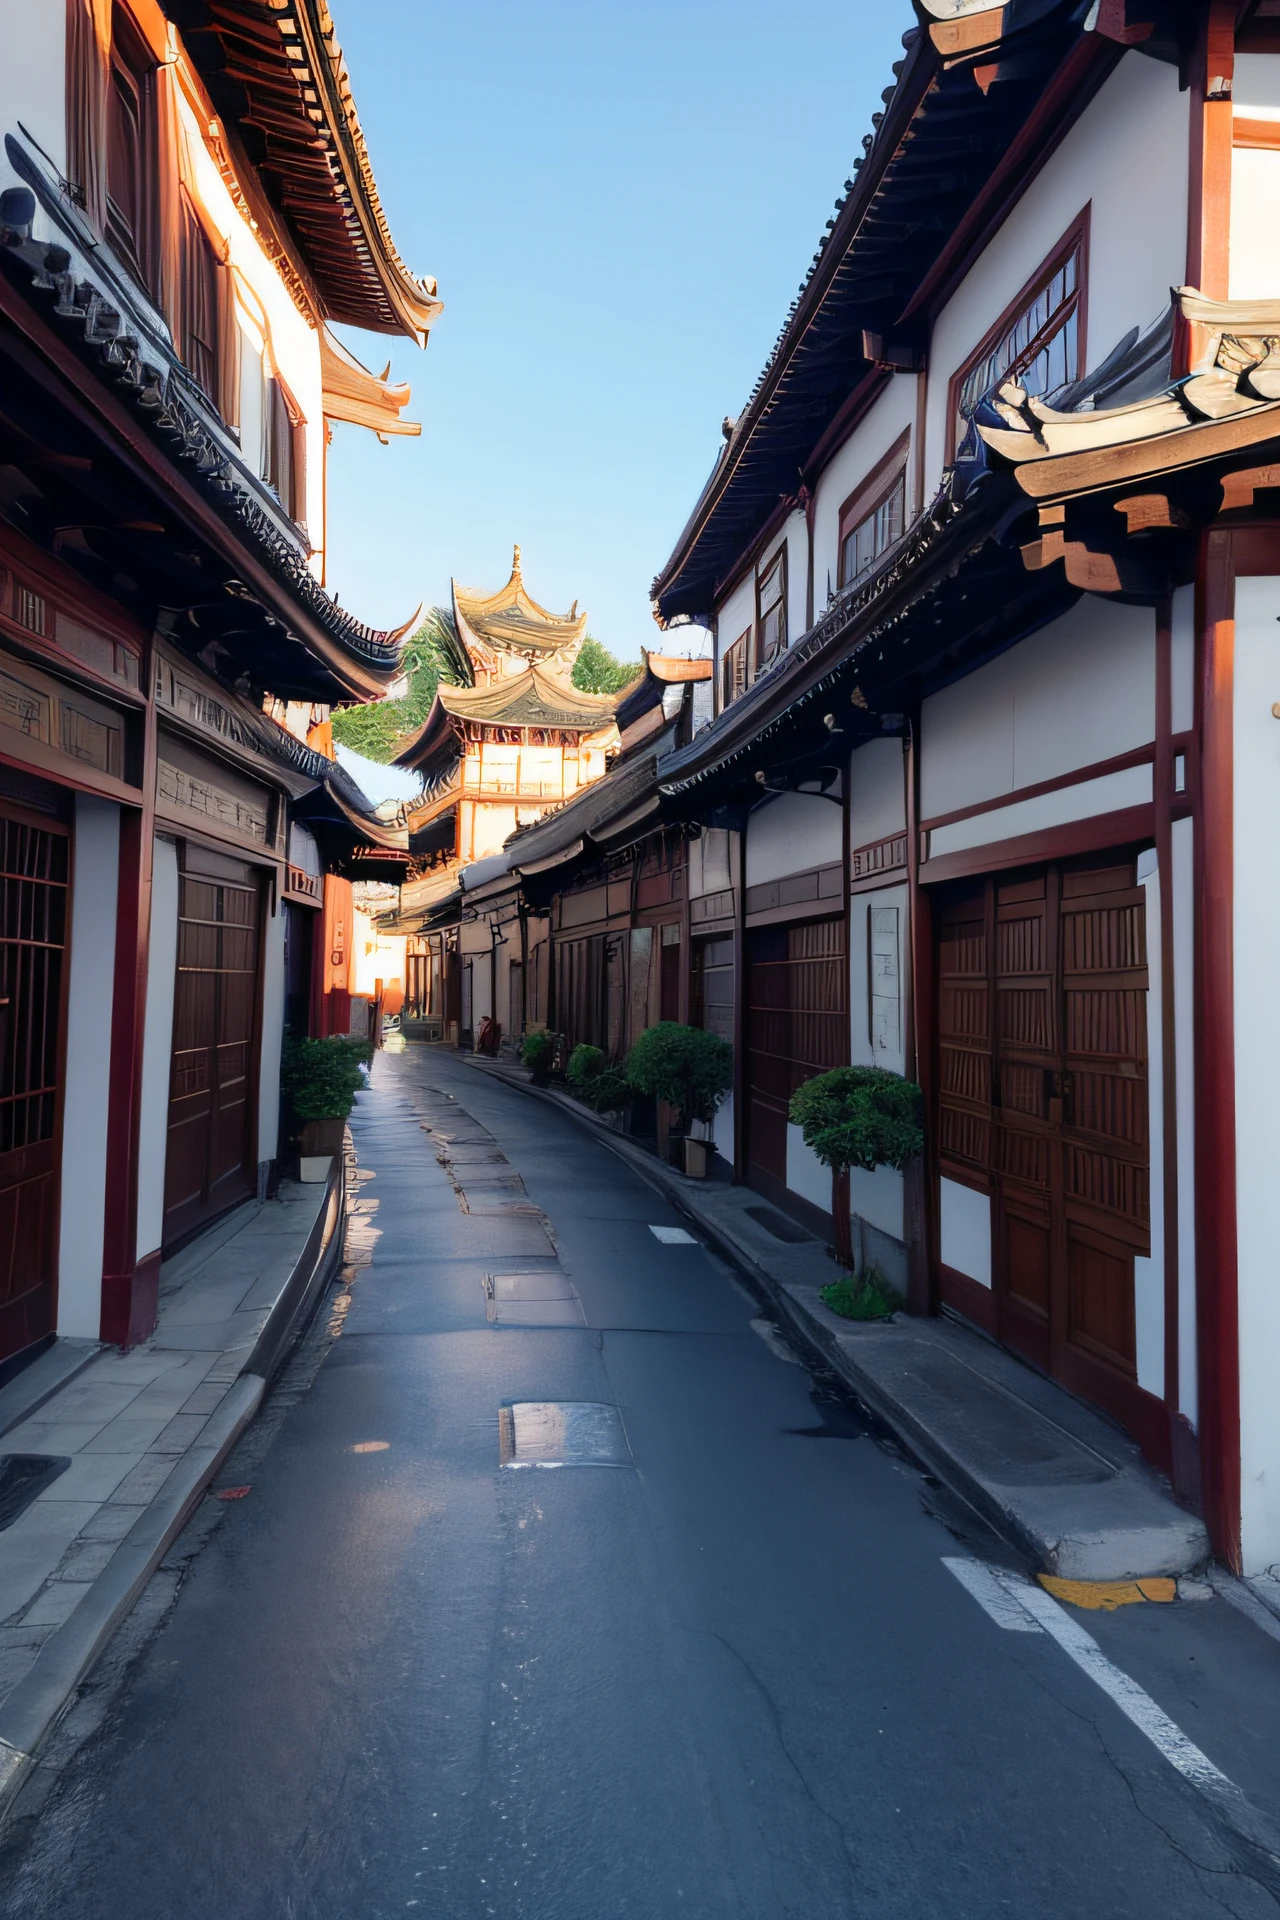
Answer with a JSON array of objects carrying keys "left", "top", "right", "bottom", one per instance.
[
  {"left": 164, "top": 853, "right": 260, "bottom": 1247},
  {"left": 0, "top": 809, "right": 69, "bottom": 1364},
  {"left": 936, "top": 858, "right": 1150, "bottom": 1431},
  {"left": 746, "top": 916, "right": 847, "bottom": 1198}
]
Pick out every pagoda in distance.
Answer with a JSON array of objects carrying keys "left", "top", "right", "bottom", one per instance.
[{"left": 394, "top": 547, "right": 628, "bottom": 869}]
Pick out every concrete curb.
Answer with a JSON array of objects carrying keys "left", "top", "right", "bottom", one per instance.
[
  {"left": 0, "top": 1373, "right": 264, "bottom": 1812},
  {"left": 0, "top": 1153, "right": 347, "bottom": 1820}
]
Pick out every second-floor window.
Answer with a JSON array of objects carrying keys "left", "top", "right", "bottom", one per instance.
[
  {"left": 756, "top": 549, "right": 786, "bottom": 671},
  {"left": 179, "top": 192, "right": 222, "bottom": 403},
  {"left": 105, "top": 7, "right": 156, "bottom": 290},
  {"left": 951, "top": 215, "right": 1087, "bottom": 457},
  {"left": 840, "top": 470, "right": 905, "bottom": 590},
  {"left": 721, "top": 628, "right": 749, "bottom": 710}
]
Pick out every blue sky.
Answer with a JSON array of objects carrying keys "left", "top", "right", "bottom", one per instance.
[{"left": 324, "top": 0, "right": 909, "bottom": 662}]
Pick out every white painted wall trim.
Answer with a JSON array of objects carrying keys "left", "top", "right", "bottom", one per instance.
[
  {"left": 927, "top": 763, "right": 1153, "bottom": 860},
  {"left": 257, "top": 897, "right": 285, "bottom": 1175},
  {"left": 1134, "top": 851, "right": 1164, "bottom": 1398},
  {"left": 940, "top": 1176, "right": 991, "bottom": 1288},
  {"left": 136, "top": 837, "right": 179, "bottom": 1263},
  {"left": 57, "top": 798, "right": 120, "bottom": 1338}
]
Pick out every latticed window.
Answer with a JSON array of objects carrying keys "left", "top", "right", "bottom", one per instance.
[
  {"left": 756, "top": 550, "right": 787, "bottom": 670},
  {"left": 720, "top": 628, "right": 749, "bottom": 710},
  {"left": 840, "top": 471, "right": 905, "bottom": 590},
  {"left": 0, "top": 818, "right": 68, "bottom": 1155},
  {"left": 952, "top": 232, "right": 1084, "bottom": 454}
]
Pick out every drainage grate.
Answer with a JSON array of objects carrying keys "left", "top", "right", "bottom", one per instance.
[
  {"left": 744, "top": 1204, "right": 812, "bottom": 1244},
  {"left": 0, "top": 1454, "right": 71, "bottom": 1530},
  {"left": 498, "top": 1402, "right": 632, "bottom": 1468}
]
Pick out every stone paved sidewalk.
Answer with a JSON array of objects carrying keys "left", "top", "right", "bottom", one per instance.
[{"left": 0, "top": 1172, "right": 341, "bottom": 1802}]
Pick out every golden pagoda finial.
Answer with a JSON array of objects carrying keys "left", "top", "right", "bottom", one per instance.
[{"left": 512, "top": 543, "right": 522, "bottom": 581}]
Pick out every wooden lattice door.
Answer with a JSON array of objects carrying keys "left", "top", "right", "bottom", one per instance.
[
  {"left": 164, "top": 854, "right": 261, "bottom": 1246},
  {"left": 936, "top": 859, "right": 1151, "bottom": 1429},
  {"left": 0, "top": 808, "right": 68, "bottom": 1363},
  {"left": 746, "top": 916, "right": 847, "bottom": 1198}
]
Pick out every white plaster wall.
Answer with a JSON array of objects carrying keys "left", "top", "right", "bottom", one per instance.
[
  {"left": 0, "top": 6, "right": 66, "bottom": 190},
  {"left": 786, "top": 1124, "right": 832, "bottom": 1214},
  {"left": 1231, "top": 57, "right": 1280, "bottom": 302},
  {"left": 926, "top": 53, "right": 1189, "bottom": 498},
  {"left": 257, "top": 896, "right": 285, "bottom": 1174},
  {"left": 811, "top": 377, "right": 918, "bottom": 606},
  {"left": 849, "top": 882, "right": 908, "bottom": 1077},
  {"left": 1133, "top": 851, "right": 1163, "bottom": 1399},
  {"left": 920, "top": 597, "right": 1157, "bottom": 820},
  {"left": 940, "top": 1176, "right": 991, "bottom": 1288},
  {"left": 928, "top": 763, "right": 1153, "bottom": 860},
  {"left": 745, "top": 791, "right": 843, "bottom": 888},
  {"left": 135, "top": 837, "right": 179, "bottom": 1263},
  {"left": 688, "top": 827, "right": 734, "bottom": 900},
  {"left": 1172, "top": 812, "right": 1197, "bottom": 1426},
  {"left": 57, "top": 797, "right": 119, "bottom": 1337},
  {"left": 847, "top": 736, "right": 906, "bottom": 848},
  {"left": 1171, "top": 584, "right": 1195, "bottom": 735},
  {"left": 1231, "top": 576, "right": 1280, "bottom": 1572},
  {"left": 177, "top": 85, "right": 326, "bottom": 550},
  {"left": 1229, "top": 147, "right": 1280, "bottom": 302},
  {"left": 849, "top": 1162, "right": 904, "bottom": 1241}
]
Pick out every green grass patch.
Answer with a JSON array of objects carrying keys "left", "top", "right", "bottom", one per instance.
[{"left": 820, "top": 1268, "right": 901, "bottom": 1322}]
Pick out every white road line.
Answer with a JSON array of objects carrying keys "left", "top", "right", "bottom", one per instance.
[
  {"left": 942, "top": 1557, "right": 1044, "bottom": 1633},
  {"left": 649, "top": 1225, "right": 697, "bottom": 1245},
  {"left": 947, "top": 1558, "right": 1234, "bottom": 1796}
]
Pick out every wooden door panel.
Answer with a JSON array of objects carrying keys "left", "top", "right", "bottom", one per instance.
[
  {"left": 0, "top": 814, "right": 68, "bottom": 1363},
  {"left": 1067, "top": 1224, "right": 1137, "bottom": 1374},
  {"left": 934, "top": 854, "right": 1155, "bottom": 1443},
  {"left": 746, "top": 918, "right": 845, "bottom": 1196},
  {"left": 164, "top": 866, "right": 259, "bottom": 1247}
]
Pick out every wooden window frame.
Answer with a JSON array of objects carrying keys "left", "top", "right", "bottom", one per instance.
[
  {"left": 105, "top": 3, "right": 159, "bottom": 293},
  {"left": 266, "top": 368, "right": 307, "bottom": 527},
  {"left": 837, "top": 430, "right": 911, "bottom": 592},
  {"left": 946, "top": 206, "right": 1090, "bottom": 463},
  {"left": 754, "top": 544, "right": 787, "bottom": 676},
  {"left": 720, "top": 627, "right": 750, "bottom": 713}
]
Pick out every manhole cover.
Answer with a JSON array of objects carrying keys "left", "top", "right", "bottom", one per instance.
[
  {"left": 0, "top": 1454, "right": 71, "bottom": 1530},
  {"left": 498, "top": 1402, "right": 632, "bottom": 1468},
  {"left": 488, "top": 1272, "right": 576, "bottom": 1299},
  {"left": 483, "top": 1270, "right": 585, "bottom": 1326}
]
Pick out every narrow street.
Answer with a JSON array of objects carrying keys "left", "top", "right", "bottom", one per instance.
[{"left": 4, "top": 1044, "right": 1280, "bottom": 1918}]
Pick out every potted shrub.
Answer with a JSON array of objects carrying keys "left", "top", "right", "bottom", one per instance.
[
  {"left": 520, "top": 1027, "right": 557, "bottom": 1086},
  {"left": 788, "top": 1065, "right": 923, "bottom": 1272},
  {"left": 624, "top": 1022, "right": 733, "bottom": 1177},
  {"left": 566, "top": 1043, "right": 633, "bottom": 1116},
  {"left": 281, "top": 1035, "right": 373, "bottom": 1181}
]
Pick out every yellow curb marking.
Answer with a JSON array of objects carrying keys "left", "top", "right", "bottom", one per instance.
[{"left": 1038, "top": 1574, "right": 1177, "bottom": 1610}]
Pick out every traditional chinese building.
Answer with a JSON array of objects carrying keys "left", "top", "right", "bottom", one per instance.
[
  {"left": 0, "top": 0, "right": 429, "bottom": 1372},
  {"left": 387, "top": 550, "right": 626, "bottom": 1040}
]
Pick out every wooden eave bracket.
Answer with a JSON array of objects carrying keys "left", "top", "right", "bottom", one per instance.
[{"left": 1019, "top": 499, "right": 1172, "bottom": 592}]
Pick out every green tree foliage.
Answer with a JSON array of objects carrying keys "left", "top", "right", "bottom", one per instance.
[
  {"left": 567, "top": 1043, "right": 632, "bottom": 1114},
  {"left": 281, "top": 1035, "right": 373, "bottom": 1121},
  {"left": 571, "top": 635, "right": 642, "bottom": 695},
  {"left": 330, "top": 607, "right": 472, "bottom": 764},
  {"left": 789, "top": 1067, "right": 923, "bottom": 1175},
  {"left": 625, "top": 1022, "right": 733, "bottom": 1128}
]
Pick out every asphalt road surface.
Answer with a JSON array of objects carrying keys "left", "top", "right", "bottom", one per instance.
[{"left": 6, "top": 1044, "right": 1280, "bottom": 1918}]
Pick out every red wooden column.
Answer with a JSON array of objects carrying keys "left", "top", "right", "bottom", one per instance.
[
  {"left": 1182, "top": 0, "right": 1234, "bottom": 370},
  {"left": 1194, "top": 530, "right": 1241, "bottom": 1569},
  {"left": 100, "top": 692, "right": 159, "bottom": 1346}
]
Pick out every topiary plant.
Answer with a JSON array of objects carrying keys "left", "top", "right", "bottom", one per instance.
[
  {"left": 281, "top": 1035, "right": 373, "bottom": 1122},
  {"left": 567, "top": 1043, "right": 633, "bottom": 1115},
  {"left": 789, "top": 1066, "right": 923, "bottom": 1270},
  {"left": 521, "top": 1027, "right": 556, "bottom": 1086},
  {"left": 625, "top": 1021, "right": 733, "bottom": 1131}
]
